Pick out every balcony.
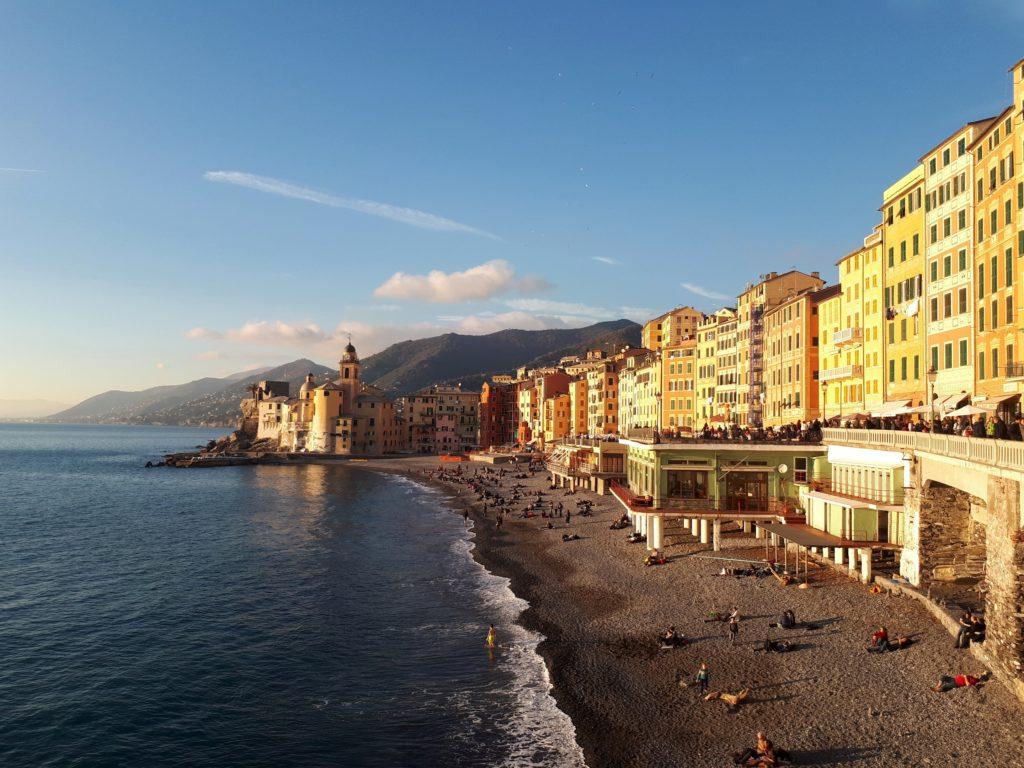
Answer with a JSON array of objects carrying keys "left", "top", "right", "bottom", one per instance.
[
  {"left": 806, "top": 478, "right": 904, "bottom": 506},
  {"left": 819, "top": 364, "right": 863, "bottom": 382},
  {"left": 1005, "top": 362, "right": 1024, "bottom": 379},
  {"left": 832, "top": 327, "right": 862, "bottom": 347}
]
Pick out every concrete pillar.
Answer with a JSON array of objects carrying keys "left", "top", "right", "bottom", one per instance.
[
  {"left": 640, "top": 515, "right": 648, "bottom": 536},
  {"left": 754, "top": 525, "right": 764, "bottom": 540},
  {"left": 821, "top": 547, "right": 830, "bottom": 560},
  {"left": 699, "top": 519, "right": 710, "bottom": 545},
  {"left": 741, "top": 521, "right": 751, "bottom": 534},
  {"left": 810, "top": 547, "right": 818, "bottom": 555},
  {"left": 834, "top": 547, "right": 845, "bottom": 566},
  {"left": 689, "top": 518, "right": 698, "bottom": 535},
  {"left": 859, "top": 548, "right": 873, "bottom": 584},
  {"left": 712, "top": 519, "right": 722, "bottom": 552},
  {"left": 650, "top": 515, "right": 663, "bottom": 550},
  {"left": 847, "top": 547, "right": 858, "bottom": 575}
]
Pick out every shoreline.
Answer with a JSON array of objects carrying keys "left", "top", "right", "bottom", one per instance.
[{"left": 353, "top": 455, "right": 1024, "bottom": 768}]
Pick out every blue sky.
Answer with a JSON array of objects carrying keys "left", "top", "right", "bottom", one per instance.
[{"left": 3, "top": 1, "right": 1024, "bottom": 403}]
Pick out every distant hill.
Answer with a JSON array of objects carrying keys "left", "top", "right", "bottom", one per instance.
[
  {"left": 49, "top": 360, "right": 331, "bottom": 426},
  {"left": 49, "top": 320, "right": 642, "bottom": 426}
]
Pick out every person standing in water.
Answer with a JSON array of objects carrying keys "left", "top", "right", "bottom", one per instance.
[{"left": 486, "top": 625, "right": 497, "bottom": 648}]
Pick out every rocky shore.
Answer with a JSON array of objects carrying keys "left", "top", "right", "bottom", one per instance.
[{"left": 359, "top": 455, "right": 1024, "bottom": 768}]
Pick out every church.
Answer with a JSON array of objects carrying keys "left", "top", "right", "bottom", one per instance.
[{"left": 249, "top": 341, "right": 405, "bottom": 455}]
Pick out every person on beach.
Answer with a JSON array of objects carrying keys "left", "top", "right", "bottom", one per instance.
[
  {"left": 485, "top": 625, "right": 497, "bottom": 648},
  {"left": 955, "top": 611, "right": 972, "bottom": 648},
  {"left": 931, "top": 673, "right": 985, "bottom": 692},
  {"left": 729, "top": 612, "right": 740, "bottom": 645},
  {"left": 463, "top": 509, "right": 470, "bottom": 525},
  {"left": 695, "top": 662, "right": 710, "bottom": 694},
  {"left": 733, "top": 731, "right": 790, "bottom": 766}
]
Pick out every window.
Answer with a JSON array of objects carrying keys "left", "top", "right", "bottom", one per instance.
[
  {"left": 794, "top": 457, "right": 809, "bottom": 483},
  {"left": 1007, "top": 248, "right": 1014, "bottom": 287},
  {"left": 958, "top": 210, "right": 966, "bottom": 229},
  {"left": 930, "top": 297, "right": 939, "bottom": 321},
  {"left": 959, "top": 339, "right": 968, "bottom": 366},
  {"left": 992, "top": 299, "right": 999, "bottom": 329},
  {"left": 958, "top": 287, "right": 968, "bottom": 314},
  {"left": 889, "top": 359, "right": 895, "bottom": 382},
  {"left": 993, "top": 348, "right": 999, "bottom": 378},
  {"left": 958, "top": 249, "right": 967, "bottom": 271},
  {"left": 900, "top": 241, "right": 907, "bottom": 262},
  {"left": 930, "top": 225, "right": 938, "bottom": 244},
  {"left": 943, "top": 147, "right": 950, "bottom": 166},
  {"left": 900, "top": 318, "right": 907, "bottom": 341},
  {"left": 958, "top": 137, "right": 966, "bottom": 156},
  {"left": 1007, "top": 199, "right": 1013, "bottom": 226},
  {"left": 1008, "top": 296, "right": 1014, "bottom": 327},
  {"left": 943, "top": 254, "right": 951, "bottom": 277},
  {"left": 914, "top": 355, "right": 920, "bottom": 380},
  {"left": 944, "top": 218, "right": 951, "bottom": 238},
  {"left": 888, "top": 247, "right": 894, "bottom": 267},
  {"left": 978, "top": 218, "right": 985, "bottom": 241},
  {"left": 979, "top": 264, "right": 985, "bottom": 297},
  {"left": 931, "top": 346, "right": 939, "bottom": 371},
  {"left": 979, "top": 307, "right": 985, "bottom": 332},
  {"left": 944, "top": 343, "right": 953, "bottom": 369},
  {"left": 913, "top": 234, "right": 920, "bottom": 256},
  {"left": 930, "top": 260, "right": 938, "bottom": 281},
  {"left": 943, "top": 292, "right": 952, "bottom": 318},
  {"left": 929, "top": 157, "right": 937, "bottom": 174},
  {"left": 979, "top": 352, "right": 986, "bottom": 380},
  {"left": 901, "top": 357, "right": 907, "bottom": 381}
]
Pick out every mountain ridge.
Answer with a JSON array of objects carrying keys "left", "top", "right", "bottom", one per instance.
[{"left": 47, "top": 320, "right": 641, "bottom": 426}]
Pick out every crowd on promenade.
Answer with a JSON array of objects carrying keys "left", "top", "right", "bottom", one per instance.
[
  {"left": 824, "top": 412, "right": 1024, "bottom": 440},
  {"left": 689, "top": 421, "right": 823, "bottom": 443}
]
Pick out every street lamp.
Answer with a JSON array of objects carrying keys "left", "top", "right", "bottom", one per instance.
[
  {"left": 926, "top": 366, "right": 938, "bottom": 429},
  {"left": 821, "top": 381, "right": 829, "bottom": 421}
]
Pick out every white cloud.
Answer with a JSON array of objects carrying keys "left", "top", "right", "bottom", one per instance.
[
  {"left": 592, "top": 256, "right": 619, "bottom": 266},
  {"left": 374, "top": 259, "right": 549, "bottom": 303},
  {"left": 680, "top": 282, "right": 731, "bottom": 301},
  {"left": 185, "top": 327, "right": 222, "bottom": 340},
  {"left": 196, "top": 351, "right": 227, "bottom": 361},
  {"left": 225, "top": 320, "right": 330, "bottom": 345},
  {"left": 204, "top": 170, "right": 498, "bottom": 239},
  {"left": 0, "top": 167, "right": 44, "bottom": 173}
]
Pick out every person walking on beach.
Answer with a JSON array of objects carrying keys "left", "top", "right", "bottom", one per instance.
[
  {"left": 695, "top": 662, "right": 710, "bottom": 694},
  {"left": 565, "top": 510, "right": 571, "bottom": 525},
  {"left": 485, "top": 625, "right": 497, "bottom": 648},
  {"left": 729, "top": 611, "right": 740, "bottom": 645},
  {"left": 463, "top": 509, "right": 470, "bottom": 526}
]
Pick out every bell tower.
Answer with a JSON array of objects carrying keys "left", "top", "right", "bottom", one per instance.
[{"left": 339, "top": 335, "right": 360, "bottom": 411}]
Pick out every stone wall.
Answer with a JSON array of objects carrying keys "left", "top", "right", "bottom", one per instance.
[
  {"left": 917, "top": 482, "right": 985, "bottom": 583},
  {"left": 984, "top": 476, "right": 1024, "bottom": 688}
]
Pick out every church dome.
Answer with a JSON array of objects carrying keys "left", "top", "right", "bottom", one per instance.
[
  {"left": 299, "top": 373, "right": 315, "bottom": 393},
  {"left": 341, "top": 340, "right": 358, "bottom": 363}
]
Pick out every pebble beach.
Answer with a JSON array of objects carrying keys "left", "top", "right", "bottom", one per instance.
[{"left": 362, "top": 456, "right": 1024, "bottom": 768}]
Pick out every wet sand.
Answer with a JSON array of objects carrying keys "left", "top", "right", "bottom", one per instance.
[{"left": 361, "top": 456, "right": 1024, "bottom": 768}]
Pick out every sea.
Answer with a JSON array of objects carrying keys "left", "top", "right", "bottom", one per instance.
[{"left": 0, "top": 424, "right": 586, "bottom": 768}]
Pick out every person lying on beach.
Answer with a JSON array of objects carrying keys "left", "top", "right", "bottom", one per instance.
[
  {"left": 868, "top": 626, "right": 888, "bottom": 650},
  {"left": 704, "top": 688, "right": 749, "bottom": 711},
  {"left": 627, "top": 532, "right": 646, "bottom": 543},
  {"left": 659, "top": 626, "right": 688, "bottom": 648},
  {"left": 756, "top": 637, "right": 792, "bottom": 654},
  {"left": 561, "top": 533, "right": 581, "bottom": 541},
  {"left": 643, "top": 550, "right": 667, "bottom": 566},
  {"left": 931, "top": 672, "right": 987, "bottom": 692},
  {"left": 732, "top": 731, "right": 791, "bottom": 766},
  {"left": 778, "top": 609, "right": 796, "bottom": 629}
]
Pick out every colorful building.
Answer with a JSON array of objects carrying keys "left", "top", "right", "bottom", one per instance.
[
  {"left": 662, "top": 337, "right": 697, "bottom": 433},
  {"left": 642, "top": 306, "right": 703, "bottom": 351},
  {"left": 479, "top": 380, "right": 518, "bottom": 448},
  {"left": 881, "top": 164, "right": 927, "bottom": 409},
  {"left": 736, "top": 271, "right": 824, "bottom": 427},
  {"left": 763, "top": 285, "right": 834, "bottom": 426}
]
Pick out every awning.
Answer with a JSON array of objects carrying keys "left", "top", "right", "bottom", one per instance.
[
  {"left": 937, "top": 392, "right": 970, "bottom": 412},
  {"left": 758, "top": 522, "right": 854, "bottom": 548},
  {"left": 973, "top": 393, "right": 1020, "bottom": 410},
  {"left": 870, "top": 399, "right": 913, "bottom": 417},
  {"left": 946, "top": 404, "right": 989, "bottom": 417}
]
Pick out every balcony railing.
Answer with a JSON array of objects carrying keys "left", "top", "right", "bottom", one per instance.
[
  {"left": 833, "top": 327, "right": 863, "bottom": 346},
  {"left": 823, "top": 428, "right": 1024, "bottom": 472},
  {"left": 1005, "top": 362, "right": 1024, "bottom": 379},
  {"left": 610, "top": 481, "right": 791, "bottom": 515},
  {"left": 819, "top": 364, "right": 863, "bottom": 382},
  {"left": 806, "top": 477, "right": 905, "bottom": 505}
]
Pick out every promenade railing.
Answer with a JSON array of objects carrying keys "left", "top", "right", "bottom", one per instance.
[
  {"left": 823, "top": 427, "right": 1024, "bottom": 472},
  {"left": 806, "top": 477, "right": 905, "bottom": 505}
]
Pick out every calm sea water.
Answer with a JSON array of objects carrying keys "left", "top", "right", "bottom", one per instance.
[{"left": 0, "top": 424, "right": 585, "bottom": 768}]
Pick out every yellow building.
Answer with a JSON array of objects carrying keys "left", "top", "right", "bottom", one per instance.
[
  {"left": 543, "top": 393, "right": 571, "bottom": 444},
  {"left": 971, "top": 101, "right": 1019, "bottom": 402},
  {"left": 642, "top": 306, "right": 703, "bottom": 351},
  {"left": 714, "top": 310, "right": 740, "bottom": 424},
  {"left": 922, "top": 119, "right": 994, "bottom": 405},
  {"left": 618, "top": 351, "right": 661, "bottom": 437},
  {"left": 586, "top": 358, "right": 619, "bottom": 435},
  {"left": 763, "top": 285, "right": 833, "bottom": 426},
  {"left": 569, "top": 378, "right": 588, "bottom": 436},
  {"left": 735, "top": 270, "right": 824, "bottom": 426},
  {"left": 662, "top": 337, "right": 697, "bottom": 433},
  {"left": 694, "top": 308, "right": 732, "bottom": 425},
  {"left": 817, "top": 233, "right": 885, "bottom": 418},
  {"left": 882, "top": 165, "right": 927, "bottom": 408}
]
